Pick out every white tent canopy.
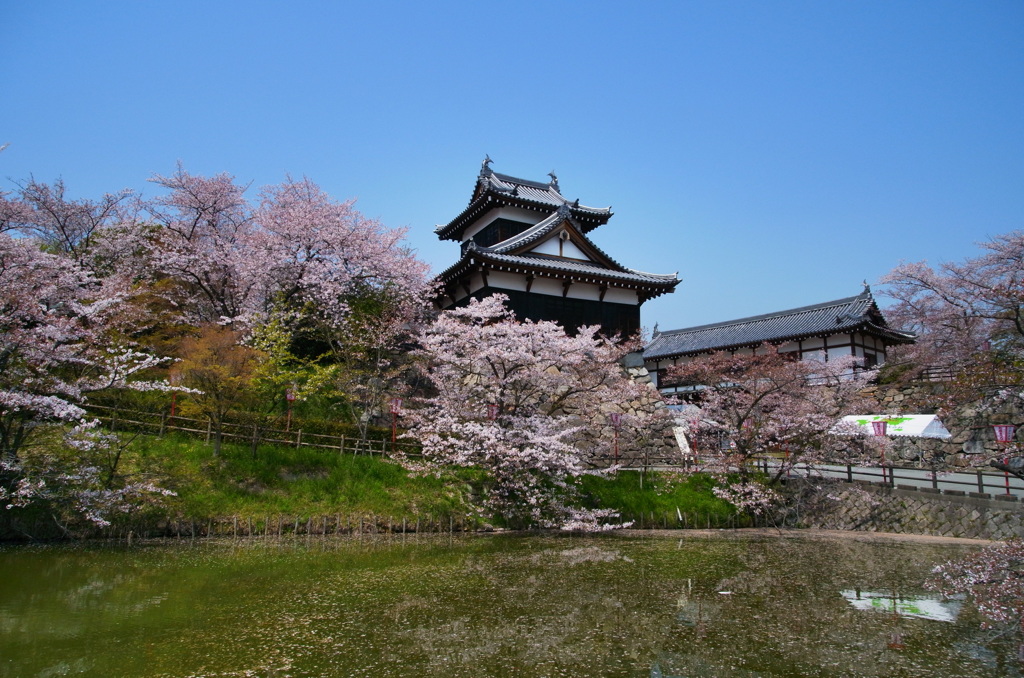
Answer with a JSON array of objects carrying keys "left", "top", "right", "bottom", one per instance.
[{"left": 839, "top": 414, "right": 952, "bottom": 440}]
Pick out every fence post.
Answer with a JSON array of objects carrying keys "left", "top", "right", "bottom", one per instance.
[
  {"left": 846, "top": 464, "right": 853, "bottom": 483},
  {"left": 159, "top": 412, "right": 167, "bottom": 438},
  {"left": 931, "top": 469, "right": 939, "bottom": 490},
  {"left": 978, "top": 469, "right": 985, "bottom": 494},
  {"left": 296, "top": 429, "right": 302, "bottom": 449}
]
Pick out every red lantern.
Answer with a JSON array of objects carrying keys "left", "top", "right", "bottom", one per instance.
[{"left": 389, "top": 397, "right": 403, "bottom": 415}]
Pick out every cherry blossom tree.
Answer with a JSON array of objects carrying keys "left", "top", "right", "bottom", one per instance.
[
  {"left": 144, "top": 168, "right": 432, "bottom": 428},
  {"left": 249, "top": 177, "right": 432, "bottom": 431},
  {"left": 254, "top": 176, "right": 430, "bottom": 327},
  {"left": 882, "top": 230, "right": 1024, "bottom": 478},
  {"left": 144, "top": 167, "right": 432, "bottom": 331},
  {"left": 0, "top": 233, "right": 165, "bottom": 457},
  {"left": 882, "top": 230, "right": 1024, "bottom": 372},
  {"left": 399, "top": 295, "right": 646, "bottom": 530},
  {"left": 665, "top": 346, "right": 872, "bottom": 515},
  {"left": 8, "top": 177, "right": 136, "bottom": 268},
  {"left": 0, "top": 422, "right": 175, "bottom": 535},
  {"left": 928, "top": 538, "right": 1024, "bottom": 654},
  {"left": 0, "top": 229, "right": 171, "bottom": 532},
  {"left": 146, "top": 165, "right": 257, "bottom": 323}
]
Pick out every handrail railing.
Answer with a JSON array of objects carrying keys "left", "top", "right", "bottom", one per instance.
[{"left": 751, "top": 456, "right": 1024, "bottom": 499}]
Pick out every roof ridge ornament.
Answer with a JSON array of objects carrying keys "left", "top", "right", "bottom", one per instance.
[
  {"left": 556, "top": 202, "right": 571, "bottom": 218},
  {"left": 480, "top": 155, "right": 494, "bottom": 177},
  {"left": 548, "top": 170, "right": 559, "bottom": 191}
]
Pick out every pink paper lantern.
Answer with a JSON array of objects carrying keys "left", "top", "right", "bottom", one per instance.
[{"left": 993, "top": 424, "right": 1016, "bottom": 443}]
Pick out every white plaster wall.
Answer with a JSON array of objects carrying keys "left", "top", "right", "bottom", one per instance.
[
  {"left": 532, "top": 238, "right": 560, "bottom": 256},
  {"left": 827, "top": 346, "right": 850, "bottom": 361},
  {"left": 487, "top": 271, "right": 528, "bottom": 291},
  {"left": 605, "top": 288, "right": 638, "bottom": 304},
  {"left": 562, "top": 240, "right": 588, "bottom": 260},
  {"left": 565, "top": 282, "right": 601, "bottom": 301},
  {"left": 531, "top": 278, "right": 564, "bottom": 296}
]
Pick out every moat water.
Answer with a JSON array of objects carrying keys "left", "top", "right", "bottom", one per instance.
[{"left": 0, "top": 532, "right": 1017, "bottom": 677}]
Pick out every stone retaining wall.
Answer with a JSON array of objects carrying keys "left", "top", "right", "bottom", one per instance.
[
  {"left": 801, "top": 482, "right": 1024, "bottom": 541},
  {"left": 860, "top": 380, "right": 1022, "bottom": 469}
]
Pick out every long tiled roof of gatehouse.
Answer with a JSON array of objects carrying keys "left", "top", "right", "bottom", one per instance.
[{"left": 644, "top": 287, "right": 915, "bottom": 361}]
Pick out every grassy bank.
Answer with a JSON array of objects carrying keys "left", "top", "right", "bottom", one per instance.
[
  {"left": 580, "top": 470, "right": 741, "bottom": 527},
  {"left": 4, "top": 433, "right": 739, "bottom": 538},
  {"left": 135, "top": 433, "right": 469, "bottom": 520},
  {"left": 136, "top": 434, "right": 737, "bottom": 526}
]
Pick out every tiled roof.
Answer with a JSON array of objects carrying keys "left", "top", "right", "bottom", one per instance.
[
  {"left": 643, "top": 288, "right": 914, "bottom": 361},
  {"left": 437, "top": 246, "right": 679, "bottom": 295},
  {"left": 487, "top": 206, "right": 630, "bottom": 269},
  {"left": 435, "top": 164, "right": 612, "bottom": 241},
  {"left": 482, "top": 172, "right": 610, "bottom": 217},
  {"left": 480, "top": 250, "right": 678, "bottom": 285},
  {"left": 488, "top": 208, "right": 567, "bottom": 253}
]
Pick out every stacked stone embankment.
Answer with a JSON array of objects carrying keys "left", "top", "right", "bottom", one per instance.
[{"left": 802, "top": 482, "right": 1024, "bottom": 541}]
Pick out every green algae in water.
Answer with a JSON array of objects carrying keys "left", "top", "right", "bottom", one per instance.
[{"left": 0, "top": 533, "right": 1016, "bottom": 677}]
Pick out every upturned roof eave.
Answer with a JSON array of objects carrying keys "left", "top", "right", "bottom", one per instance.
[
  {"left": 435, "top": 249, "right": 680, "bottom": 294},
  {"left": 490, "top": 209, "right": 639, "bottom": 275},
  {"left": 434, "top": 190, "right": 612, "bottom": 242}
]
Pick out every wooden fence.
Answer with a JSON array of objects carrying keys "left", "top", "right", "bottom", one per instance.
[
  {"left": 22, "top": 508, "right": 748, "bottom": 542},
  {"left": 85, "top": 404, "right": 420, "bottom": 458}
]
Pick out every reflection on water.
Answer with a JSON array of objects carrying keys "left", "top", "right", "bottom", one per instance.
[
  {"left": 0, "top": 533, "right": 1018, "bottom": 677},
  {"left": 841, "top": 589, "right": 962, "bottom": 622}
]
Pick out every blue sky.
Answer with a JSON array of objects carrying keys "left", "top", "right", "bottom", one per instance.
[{"left": 2, "top": 1, "right": 1022, "bottom": 332}]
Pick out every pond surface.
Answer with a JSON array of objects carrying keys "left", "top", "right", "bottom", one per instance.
[{"left": 0, "top": 531, "right": 1018, "bottom": 677}]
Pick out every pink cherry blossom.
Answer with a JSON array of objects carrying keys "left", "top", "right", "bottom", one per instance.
[{"left": 399, "top": 295, "right": 645, "bottom": 531}]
